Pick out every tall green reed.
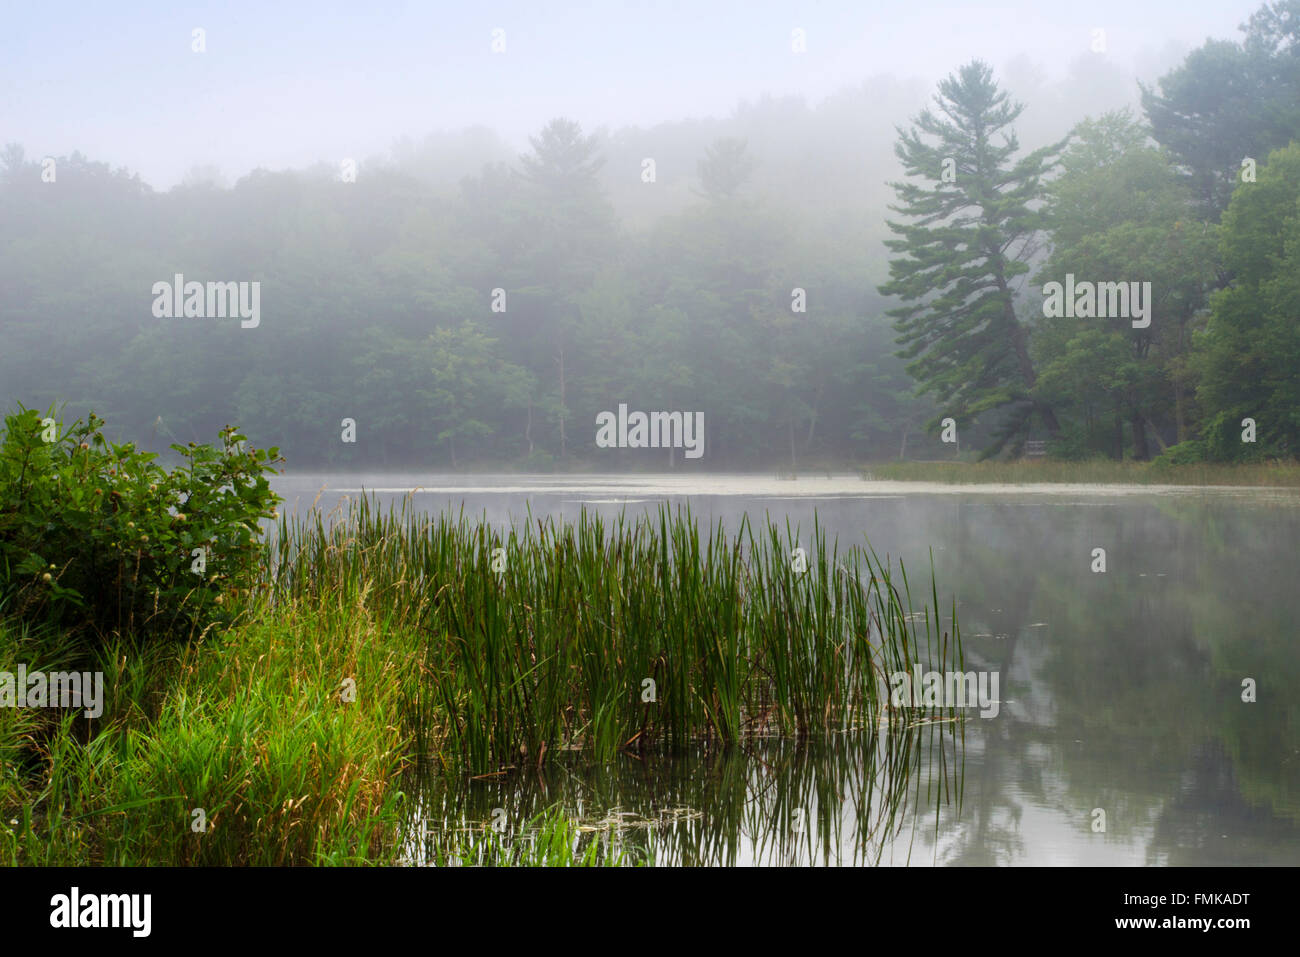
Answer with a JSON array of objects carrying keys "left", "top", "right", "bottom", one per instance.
[{"left": 270, "top": 496, "right": 962, "bottom": 775}]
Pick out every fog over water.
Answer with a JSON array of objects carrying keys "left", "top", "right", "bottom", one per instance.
[
  {"left": 4, "top": 0, "right": 1299, "bottom": 874},
  {"left": 276, "top": 472, "right": 1300, "bottom": 865}
]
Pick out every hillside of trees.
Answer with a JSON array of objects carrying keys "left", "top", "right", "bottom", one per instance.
[{"left": 3, "top": 0, "right": 1299, "bottom": 469}]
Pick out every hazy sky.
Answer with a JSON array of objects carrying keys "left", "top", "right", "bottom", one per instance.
[{"left": 0, "top": 0, "right": 1266, "bottom": 189}]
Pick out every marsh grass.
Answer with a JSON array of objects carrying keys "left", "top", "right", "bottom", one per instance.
[
  {"left": 271, "top": 497, "right": 961, "bottom": 774},
  {"left": 0, "top": 604, "right": 413, "bottom": 865},
  {"left": 2, "top": 496, "right": 961, "bottom": 865}
]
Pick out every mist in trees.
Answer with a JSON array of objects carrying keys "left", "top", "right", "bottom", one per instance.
[{"left": 2, "top": 1, "right": 1298, "bottom": 468}]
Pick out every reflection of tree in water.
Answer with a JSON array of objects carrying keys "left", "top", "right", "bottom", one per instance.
[
  {"left": 1146, "top": 744, "right": 1300, "bottom": 865},
  {"left": 396, "top": 492, "right": 1300, "bottom": 865},
  {"left": 932, "top": 522, "right": 1032, "bottom": 866},
  {"left": 936, "top": 496, "right": 1300, "bottom": 863},
  {"left": 406, "top": 720, "right": 964, "bottom": 866}
]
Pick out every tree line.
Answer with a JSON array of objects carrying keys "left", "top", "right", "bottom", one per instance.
[
  {"left": 2, "top": 0, "right": 1298, "bottom": 467},
  {"left": 885, "top": 2, "right": 1300, "bottom": 462}
]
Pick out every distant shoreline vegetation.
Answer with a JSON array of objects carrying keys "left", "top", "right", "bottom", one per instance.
[
  {"left": 862, "top": 460, "right": 1300, "bottom": 487},
  {"left": 8, "top": 2, "right": 1300, "bottom": 472}
]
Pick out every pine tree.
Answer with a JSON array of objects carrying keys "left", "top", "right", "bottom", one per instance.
[
  {"left": 695, "top": 137, "right": 756, "bottom": 202},
  {"left": 515, "top": 118, "right": 617, "bottom": 459},
  {"left": 880, "top": 60, "right": 1062, "bottom": 457}
]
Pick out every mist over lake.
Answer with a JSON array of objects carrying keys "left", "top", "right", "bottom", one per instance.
[{"left": 272, "top": 471, "right": 1300, "bottom": 864}]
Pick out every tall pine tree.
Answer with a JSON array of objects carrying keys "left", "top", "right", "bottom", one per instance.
[
  {"left": 880, "top": 60, "right": 1062, "bottom": 457},
  {"left": 515, "top": 118, "right": 617, "bottom": 459}
]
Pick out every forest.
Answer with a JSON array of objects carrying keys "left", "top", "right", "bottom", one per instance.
[{"left": 2, "top": 0, "right": 1299, "bottom": 470}]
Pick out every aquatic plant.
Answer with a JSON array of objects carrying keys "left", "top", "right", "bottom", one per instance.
[{"left": 271, "top": 496, "right": 961, "bottom": 773}]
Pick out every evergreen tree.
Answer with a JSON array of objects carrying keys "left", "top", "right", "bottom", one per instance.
[
  {"left": 515, "top": 118, "right": 618, "bottom": 459},
  {"left": 695, "top": 137, "right": 756, "bottom": 202},
  {"left": 880, "top": 60, "right": 1063, "bottom": 457}
]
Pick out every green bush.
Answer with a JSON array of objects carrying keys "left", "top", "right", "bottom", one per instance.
[
  {"left": 521, "top": 447, "right": 555, "bottom": 471},
  {"left": 0, "top": 405, "right": 282, "bottom": 641},
  {"left": 1152, "top": 439, "right": 1211, "bottom": 468}
]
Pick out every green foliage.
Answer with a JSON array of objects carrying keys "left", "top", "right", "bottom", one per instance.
[
  {"left": 427, "top": 321, "right": 529, "bottom": 467},
  {"left": 1152, "top": 440, "right": 1210, "bottom": 467},
  {"left": 0, "top": 605, "right": 410, "bottom": 865},
  {"left": 0, "top": 405, "right": 282, "bottom": 640},
  {"left": 696, "top": 137, "right": 756, "bottom": 202},
  {"left": 0, "top": 108, "right": 921, "bottom": 470},
  {"left": 880, "top": 59, "right": 1064, "bottom": 455},
  {"left": 1195, "top": 142, "right": 1300, "bottom": 460},
  {"left": 4, "top": 9, "right": 1300, "bottom": 469},
  {"left": 272, "top": 496, "right": 961, "bottom": 774},
  {"left": 1034, "top": 109, "right": 1218, "bottom": 462},
  {"left": 1141, "top": 0, "right": 1300, "bottom": 215},
  {"left": 2, "top": 496, "right": 963, "bottom": 865},
  {"left": 1037, "top": 420, "right": 1104, "bottom": 462}
]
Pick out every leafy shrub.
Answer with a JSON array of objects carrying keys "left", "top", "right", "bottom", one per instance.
[
  {"left": 0, "top": 405, "right": 282, "bottom": 641},
  {"left": 521, "top": 448, "right": 555, "bottom": 471},
  {"left": 1042, "top": 435, "right": 1090, "bottom": 461},
  {"left": 1037, "top": 419, "right": 1112, "bottom": 461},
  {"left": 1152, "top": 439, "right": 1211, "bottom": 468},
  {"left": 1199, "top": 411, "right": 1277, "bottom": 463}
]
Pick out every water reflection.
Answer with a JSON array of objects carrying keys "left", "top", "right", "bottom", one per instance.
[
  {"left": 276, "top": 474, "right": 1300, "bottom": 864},
  {"left": 406, "top": 721, "right": 963, "bottom": 866}
]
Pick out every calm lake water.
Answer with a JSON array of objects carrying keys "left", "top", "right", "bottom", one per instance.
[{"left": 274, "top": 472, "right": 1300, "bottom": 865}]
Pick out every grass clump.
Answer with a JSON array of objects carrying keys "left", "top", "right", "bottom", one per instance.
[
  {"left": 0, "top": 601, "right": 414, "bottom": 865},
  {"left": 272, "top": 497, "right": 961, "bottom": 774}
]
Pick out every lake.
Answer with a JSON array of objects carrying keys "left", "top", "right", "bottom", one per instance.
[{"left": 273, "top": 472, "right": 1300, "bottom": 865}]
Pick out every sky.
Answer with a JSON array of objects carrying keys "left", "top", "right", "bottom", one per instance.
[{"left": 0, "top": 0, "right": 1269, "bottom": 189}]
